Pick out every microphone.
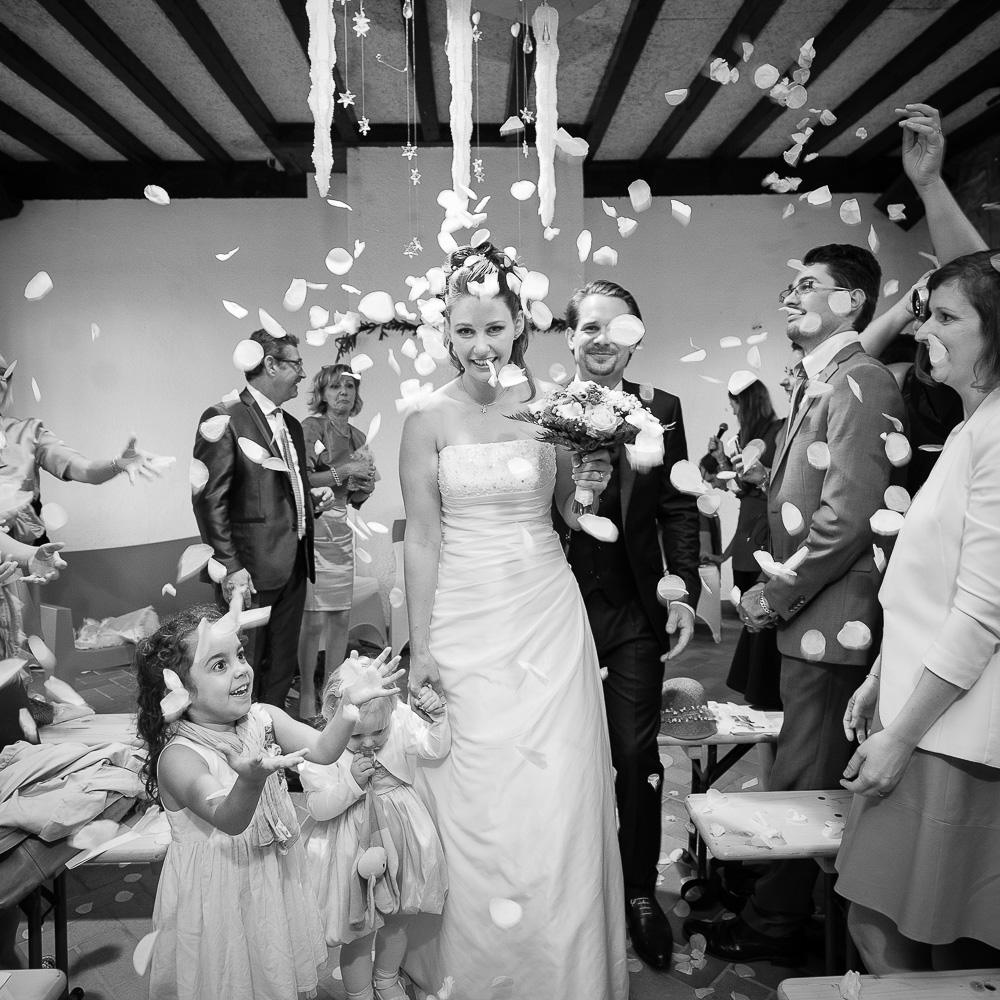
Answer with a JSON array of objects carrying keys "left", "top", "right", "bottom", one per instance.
[{"left": 717, "top": 422, "right": 728, "bottom": 437}]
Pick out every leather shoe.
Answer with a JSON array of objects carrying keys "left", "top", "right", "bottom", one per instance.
[
  {"left": 625, "top": 896, "right": 673, "bottom": 969},
  {"left": 683, "top": 913, "right": 805, "bottom": 966}
]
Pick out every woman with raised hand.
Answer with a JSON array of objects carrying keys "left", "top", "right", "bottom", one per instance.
[{"left": 399, "top": 244, "right": 627, "bottom": 999}]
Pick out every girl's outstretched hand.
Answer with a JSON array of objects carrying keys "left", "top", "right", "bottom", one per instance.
[
  {"left": 224, "top": 747, "right": 308, "bottom": 784},
  {"left": 341, "top": 648, "right": 404, "bottom": 706}
]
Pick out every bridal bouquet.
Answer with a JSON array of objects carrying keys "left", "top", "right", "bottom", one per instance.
[{"left": 510, "top": 380, "right": 666, "bottom": 513}]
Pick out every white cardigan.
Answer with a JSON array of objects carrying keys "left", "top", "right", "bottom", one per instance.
[{"left": 879, "top": 387, "right": 1000, "bottom": 766}]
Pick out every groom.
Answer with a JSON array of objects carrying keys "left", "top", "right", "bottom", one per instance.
[{"left": 558, "top": 280, "right": 702, "bottom": 968}]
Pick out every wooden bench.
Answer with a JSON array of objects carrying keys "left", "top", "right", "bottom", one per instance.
[
  {"left": 779, "top": 968, "right": 1000, "bottom": 998},
  {"left": 686, "top": 789, "right": 854, "bottom": 974},
  {"left": 39, "top": 604, "right": 135, "bottom": 684}
]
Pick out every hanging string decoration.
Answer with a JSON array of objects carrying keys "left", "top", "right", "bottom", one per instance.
[
  {"left": 446, "top": 0, "right": 473, "bottom": 201},
  {"left": 306, "top": 0, "right": 337, "bottom": 197},
  {"left": 532, "top": 3, "right": 559, "bottom": 228},
  {"left": 472, "top": 10, "right": 484, "bottom": 184}
]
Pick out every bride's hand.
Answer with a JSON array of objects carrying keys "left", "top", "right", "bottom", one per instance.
[
  {"left": 408, "top": 651, "right": 442, "bottom": 701},
  {"left": 572, "top": 448, "right": 613, "bottom": 499}
]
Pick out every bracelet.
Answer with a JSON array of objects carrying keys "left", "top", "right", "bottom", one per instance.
[
  {"left": 866, "top": 672, "right": 880, "bottom": 682},
  {"left": 758, "top": 591, "right": 772, "bottom": 617},
  {"left": 330, "top": 465, "right": 342, "bottom": 487},
  {"left": 111, "top": 455, "right": 123, "bottom": 475}
]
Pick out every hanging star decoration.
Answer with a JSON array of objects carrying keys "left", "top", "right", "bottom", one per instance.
[
  {"left": 473, "top": 158, "right": 485, "bottom": 183},
  {"left": 410, "top": 168, "right": 421, "bottom": 185},
  {"left": 337, "top": 89, "right": 357, "bottom": 108},
  {"left": 404, "top": 238, "right": 423, "bottom": 258},
  {"left": 353, "top": 8, "right": 371, "bottom": 36},
  {"left": 472, "top": 26, "right": 482, "bottom": 42},
  {"left": 520, "top": 107, "right": 535, "bottom": 124},
  {"left": 358, "top": 116, "right": 371, "bottom": 136},
  {"left": 401, "top": 142, "right": 418, "bottom": 160},
  {"left": 522, "top": 139, "right": 530, "bottom": 159}
]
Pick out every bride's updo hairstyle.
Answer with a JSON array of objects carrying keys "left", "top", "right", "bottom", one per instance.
[{"left": 443, "top": 243, "right": 534, "bottom": 393}]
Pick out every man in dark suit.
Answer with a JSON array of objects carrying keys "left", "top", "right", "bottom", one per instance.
[
  {"left": 193, "top": 329, "right": 331, "bottom": 708},
  {"left": 686, "top": 244, "right": 906, "bottom": 964},
  {"left": 559, "top": 280, "right": 701, "bottom": 969}
]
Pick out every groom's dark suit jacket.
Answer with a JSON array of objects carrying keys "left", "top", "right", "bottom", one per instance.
[
  {"left": 193, "top": 386, "right": 315, "bottom": 591},
  {"left": 557, "top": 379, "right": 701, "bottom": 650}
]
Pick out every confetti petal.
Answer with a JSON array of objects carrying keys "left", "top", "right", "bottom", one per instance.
[
  {"left": 592, "top": 246, "right": 618, "bottom": 267},
  {"left": 696, "top": 494, "right": 721, "bottom": 516},
  {"left": 664, "top": 89, "right": 688, "bottom": 105},
  {"left": 327, "top": 199, "right": 353, "bottom": 210},
  {"left": 925, "top": 334, "right": 947, "bottom": 365},
  {"left": 414, "top": 353, "right": 437, "bottom": 376},
  {"left": 24, "top": 270, "right": 54, "bottom": 301},
  {"left": 884, "top": 484, "right": 910, "bottom": 513},
  {"left": 353, "top": 239, "right": 366, "bottom": 258},
  {"left": 189, "top": 458, "right": 209, "bottom": 495},
  {"left": 601, "top": 199, "right": 618, "bottom": 218},
  {"left": 161, "top": 583, "right": 177, "bottom": 597},
  {"left": 747, "top": 331, "right": 768, "bottom": 345},
  {"left": 883, "top": 279, "right": 899, "bottom": 297},
  {"left": 806, "top": 441, "right": 830, "bottom": 469},
  {"left": 884, "top": 432, "right": 911, "bottom": 467},
  {"left": 887, "top": 204, "right": 906, "bottom": 222},
  {"left": 656, "top": 574, "right": 689, "bottom": 601},
  {"left": 357, "top": 291, "right": 395, "bottom": 325},
  {"left": 499, "top": 115, "right": 524, "bottom": 136},
  {"left": 258, "top": 308, "right": 287, "bottom": 339},
  {"left": 837, "top": 620, "right": 872, "bottom": 650},
  {"left": 868, "top": 225, "right": 880, "bottom": 254},
  {"left": 199, "top": 414, "right": 231, "bottom": 443},
  {"left": 806, "top": 185, "right": 832, "bottom": 207},
  {"left": 238, "top": 437, "right": 270, "bottom": 464},
  {"left": 856, "top": 127, "right": 868, "bottom": 140},
  {"left": 177, "top": 542, "right": 214, "bottom": 583},
  {"left": 628, "top": 179, "right": 652, "bottom": 213},
  {"left": 781, "top": 502, "right": 805, "bottom": 535},
  {"left": 39, "top": 501, "right": 67, "bottom": 531},
  {"left": 133, "top": 930, "right": 159, "bottom": 976},
  {"left": 839, "top": 199, "right": 862, "bottom": 225},
  {"left": 785, "top": 809, "right": 808, "bottom": 824},
  {"left": 681, "top": 348, "right": 707, "bottom": 363},
  {"left": 606, "top": 314, "right": 645, "bottom": 346},
  {"left": 578, "top": 514, "right": 619, "bottom": 542},
  {"left": 282, "top": 278, "right": 307, "bottom": 312},
  {"left": 549, "top": 363, "right": 569, "bottom": 383},
  {"left": 870, "top": 509, "right": 904, "bottom": 536},
  {"left": 576, "top": 229, "right": 592, "bottom": 263},
  {"left": 754, "top": 64, "right": 779, "bottom": 89},
  {"left": 26, "top": 634, "right": 56, "bottom": 671},
  {"left": 720, "top": 336, "right": 742, "bottom": 349},
  {"left": 671, "top": 200, "right": 692, "bottom": 225},
  {"left": 800, "top": 629, "right": 826, "bottom": 661},
  {"left": 669, "top": 460, "right": 708, "bottom": 496},
  {"left": 325, "top": 247, "right": 354, "bottom": 275},
  {"left": 510, "top": 180, "right": 536, "bottom": 201},
  {"left": 350, "top": 353, "right": 374, "bottom": 374},
  {"left": 847, "top": 375, "right": 863, "bottom": 401},
  {"left": 143, "top": 184, "right": 170, "bottom": 205},
  {"left": 223, "top": 299, "right": 249, "bottom": 319}
]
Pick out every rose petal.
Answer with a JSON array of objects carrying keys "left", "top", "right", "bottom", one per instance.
[
  {"left": 24, "top": 271, "right": 54, "bottom": 301},
  {"left": 839, "top": 198, "right": 862, "bottom": 225},
  {"left": 143, "top": 184, "right": 170, "bottom": 205},
  {"left": 884, "top": 485, "right": 911, "bottom": 512},
  {"left": 656, "top": 574, "right": 688, "bottom": 602},
  {"left": 628, "top": 179, "right": 652, "bottom": 213},
  {"left": 238, "top": 437, "right": 269, "bottom": 464},
  {"left": 885, "top": 432, "right": 911, "bottom": 467},
  {"left": 806, "top": 185, "right": 832, "bottom": 206},
  {"left": 720, "top": 336, "right": 742, "bottom": 349},
  {"left": 837, "top": 620, "right": 872, "bottom": 651},
  {"left": 671, "top": 200, "right": 692, "bottom": 225},
  {"left": 176, "top": 542, "right": 214, "bottom": 583},
  {"left": 887, "top": 204, "right": 906, "bottom": 222},
  {"left": 133, "top": 929, "right": 159, "bottom": 976},
  {"left": 883, "top": 279, "right": 899, "bottom": 297},
  {"left": 40, "top": 501, "right": 68, "bottom": 531},
  {"left": 870, "top": 509, "right": 905, "bottom": 536},
  {"left": 669, "top": 460, "right": 708, "bottom": 496},
  {"left": 696, "top": 494, "right": 721, "bottom": 516},
  {"left": 578, "top": 514, "right": 619, "bottom": 543},
  {"left": 189, "top": 458, "right": 209, "bottom": 495},
  {"left": 754, "top": 64, "right": 780, "bottom": 89},
  {"left": 199, "top": 414, "right": 231, "bottom": 443},
  {"left": 325, "top": 247, "right": 354, "bottom": 275},
  {"left": 868, "top": 225, "right": 880, "bottom": 254},
  {"left": 800, "top": 629, "right": 826, "bottom": 661},
  {"left": 664, "top": 88, "right": 688, "bottom": 105},
  {"left": 606, "top": 314, "right": 645, "bottom": 346},
  {"left": 806, "top": 441, "right": 830, "bottom": 469},
  {"left": 576, "top": 229, "right": 592, "bottom": 263},
  {"left": 781, "top": 502, "right": 805, "bottom": 535},
  {"left": 681, "top": 349, "right": 707, "bottom": 363},
  {"left": 510, "top": 180, "right": 536, "bottom": 201},
  {"left": 400, "top": 338, "right": 419, "bottom": 360},
  {"left": 161, "top": 583, "right": 177, "bottom": 597},
  {"left": 258, "top": 308, "right": 287, "bottom": 339},
  {"left": 592, "top": 246, "right": 618, "bottom": 267}
]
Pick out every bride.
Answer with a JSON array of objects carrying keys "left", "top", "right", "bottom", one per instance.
[{"left": 400, "top": 244, "right": 629, "bottom": 999}]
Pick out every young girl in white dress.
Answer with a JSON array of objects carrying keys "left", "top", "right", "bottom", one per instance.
[
  {"left": 301, "top": 662, "right": 450, "bottom": 1000},
  {"left": 134, "top": 605, "right": 402, "bottom": 1000}
]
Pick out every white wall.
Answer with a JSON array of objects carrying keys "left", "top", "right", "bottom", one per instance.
[{"left": 0, "top": 150, "right": 934, "bottom": 562}]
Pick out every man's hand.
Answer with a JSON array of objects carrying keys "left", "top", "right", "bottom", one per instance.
[
  {"left": 223, "top": 568, "right": 255, "bottom": 609},
  {"left": 898, "top": 103, "right": 945, "bottom": 193},
  {"left": 738, "top": 582, "right": 777, "bottom": 632},
  {"left": 310, "top": 486, "right": 336, "bottom": 513},
  {"left": 661, "top": 603, "right": 695, "bottom": 661}
]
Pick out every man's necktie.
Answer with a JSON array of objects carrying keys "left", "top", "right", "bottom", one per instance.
[
  {"left": 275, "top": 411, "right": 305, "bottom": 540},
  {"left": 788, "top": 362, "right": 808, "bottom": 424}
]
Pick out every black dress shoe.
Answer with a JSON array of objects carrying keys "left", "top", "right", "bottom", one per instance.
[
  {"left": 626, "top": 896, "right": 673, "bottom": 969},
  {"left": 683, "top": 913, "right": 805, "bottom": 967}
]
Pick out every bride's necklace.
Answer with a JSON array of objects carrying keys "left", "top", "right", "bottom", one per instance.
[{"left": 460, "top": 375, "right": 508, "bottom": 414}]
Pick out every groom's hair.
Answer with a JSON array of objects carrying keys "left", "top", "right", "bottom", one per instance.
[{"left": 564, "top": 281, "right": 642, "bottom": 332}]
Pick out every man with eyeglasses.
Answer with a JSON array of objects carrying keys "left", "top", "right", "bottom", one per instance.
[
  {"left": 686, "top": 244, "right": 906, "bottom": 965},
  {"left": 193, "top": 328, "right": 331, "bottom": 707}
]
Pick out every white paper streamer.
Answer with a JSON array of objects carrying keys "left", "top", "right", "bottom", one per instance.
[
  {"left": 446, "top": 0, "right": 473, "bottom": 201},
  {"left": 532, "top": 3, "right": 559, "bottom": 229},
  {"left": 306, "top": 0, "right": 337, "bottom": 197}
]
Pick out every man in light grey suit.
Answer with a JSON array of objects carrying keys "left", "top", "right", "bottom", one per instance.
[{"left": 687, "top": 243, "right": 906, "bottom": 964}]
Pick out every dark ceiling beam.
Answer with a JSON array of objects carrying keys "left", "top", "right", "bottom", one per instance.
[
  {"left": 277, "top": 0, "right": 359, "bottom": 142},
  {"left": 807, "top": 0, "right": 998, "bottom": 156},
  {"left": 585, "top": 156, "right": 900, "bottom": 198},
  {"left": 944, "top": 102, "right": 1000, "bottom": 161},
  {"left": 152, "top": 0, "right": 297, "bottom": 173},
  {"left": 0, "top": 24, "right": 157, "bottom": 163},
  {"left": 0, "top": 150, "right": 24, "bottom": 218},
  {"left": 852, "top": 49, "right": 1000, "bottom": 163},
  {"left": 641, "top": 0, "right": 786, "bottom": 163},
  {"left": 710, "top": 0, "right": 894, "bottom": 160},
  {"left": 505, "top": 29, "right": 535, "bottom": 123},
  {"left": 0, "top": 99, "right": 89, "bottom": 166},
  {"left": 1, "top": 160, "right": 309, "bottom": 201},
  {"left": 409, "top": 0, "right": 439, "bottom": 142},
  {"left": 33, "top": 0, "right": 230, "bottom": 162},
  {"left": 272, "top": 120, "right": 586, "bottom": 147},
  {"left": 583, "top": 0, "right": 667, "bottom": 159}
]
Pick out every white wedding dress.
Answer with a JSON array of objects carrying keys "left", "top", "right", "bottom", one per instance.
[{"left": 405, "top": 439, "right": 628, "bottom": 1000}]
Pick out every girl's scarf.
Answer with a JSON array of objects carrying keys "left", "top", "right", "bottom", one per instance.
[{"left": 173, "top": 711, "right": 299, "bottom": 852}]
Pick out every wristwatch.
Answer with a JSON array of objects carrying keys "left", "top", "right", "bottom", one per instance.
[{"left": 759, "top": 591, "right": 773, "bottom": 617}]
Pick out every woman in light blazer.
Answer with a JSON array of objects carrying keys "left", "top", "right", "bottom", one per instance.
[{"left": 836, "top": 250, "right": 1000, "bottom": 973}]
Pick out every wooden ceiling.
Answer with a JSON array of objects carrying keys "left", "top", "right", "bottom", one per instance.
[{"left": 0, "top": 0, "right": 997, "bottom": 222}]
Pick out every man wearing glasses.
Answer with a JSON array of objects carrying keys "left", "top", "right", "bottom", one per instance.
[
  {"left": 687, "top": 245, "right": 906, "bottom": 964},
  {"left": 193, "top": 328, "right": 329, "bottom": 707}
]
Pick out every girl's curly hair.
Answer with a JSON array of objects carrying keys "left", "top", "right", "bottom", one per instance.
[{"left": 134, "top": 604, "right": 224, "bottom": 802}]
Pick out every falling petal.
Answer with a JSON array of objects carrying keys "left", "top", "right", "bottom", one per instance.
[
  {"left": 606, "top": 314, "right": 645, "bottom": 346},
  {"left": 887, "top": 204, "right": 906, "bottom": 222},
  {"left": 925, "top": 334, "right": 947, "bottom": 365},
  {"left": 806, "top": 185, "right": 832, "bottom": 207},
  {"left": 601, "top": 199, "right": 617, "bottom": 218},
  {"left": 414, "top": 353, "right": 437, "bottom": 376},
  {"left": 223, "top": 300, "right": 249, "bottom": 319},
  {"left": 325, "top": 247, "right": 354, "bottom": 275},
  {"left": 673, "top": 900, "right": 691, "bottom": 918},
  {"left": 681, "top": 348, "right": 707, "bottom": 363},
  {"left": 238, "top": 437, "right": 269, "bottom": 465},
  {"left": 856, "top": 127, "right": 868, "bottom": 140},
  {"left": 356, "top": 547, "right": 372, "bottom": 565},
  {"left": 282, "top": 278, "right": 308, "bottom": 312},
  {"left": 720, "top": 336, "right": 741, "bottom": 349},
  {"left": 799, "top": 312, "right": 823, "bottom": 334},
  {"left": 401, "top": 338, "right": 419, "bottom": 360},
  {"left": 787, "top": 258, "right": 805, "bottom": 270},
  {"left": 499, "top": 115, "right": 524, "bottom": 136},
  {"left": 189, "top": 458, "right": 209, "bottom": 495},
  {"left": 357, "top": 291, "right": 394, "bottom": 325},
  {"left": 806, "top": 441, "right": 830, "bottom": 469},
  {"left": 177, "top": 542, "right": 214, "bottom": 583},
  {"left": 781, "top": 502, "right": 805, "bottom": 535},
  {"left": 884, "top": 432, "right": 911, "bottom": 467},
  {"left": 132, "top": 929, "right": 159, "bottom": 975},
  {"left": 0, "top": 658, "right": 27, "bottom": 689},
  {"left": 639, "top": 383, "right": 654, "bottom": 400},
  {"left": 918, "top": 443, "right": 943, "bottom": 453},
  {"left": 238, "top": 607, "right": 271, "bottom": 630},
  {"left": 510, "top": 180, "right": 536, "bottom": 201},
  {"left": 258, "top": 308, "right": 287, "bottom": 339},
  {"left": 883, "top": 279, "right": 899, "bottom": 297},
  {"left": 578, "top": 514, "right": 619, "bottom": 542},
  {"left": 800, "top": 629, "right": 826, "bottom": 661},
  {"left": 350, "top": 354, "right": 374, "bottom": 374},
  {"left": 670, "top": 200, "right": 692, "bottom": 226},
  {"left": 353, "top": 239, "right": 366, "bottom": 258},
  {"left": 664, "top": 89, "right": 688, "bottom": 105},
  {"left": 839, "top": 199, "right": 862, "bottom": 225},
  {"left": 617, "top": 216, "right": 638, "bottom": 238},
  {"left": 143, "top": 184, "right": 170, "bottom": 205},
  {"left": 840, "top": 970, "right": 862, "bottom": 1000},
  {"left": 696, "top": 494, "right": 721, "bottom": 517},
  {"left": 576, "top": 229, "right": 592, "bottom": 263},
  {"left": 747, "top": 331, "right": 768, "bottom": 345},
  {"left": 628, "top": 179, "right": 652, "bottom": 213},
  {"left": 115, "top": 891, "right": 133, "bottom": 903},
  {"left": 846, "top": 375, "right": 863, "bottom": 401},
  {"left": 90, "top": 322, "right": 100, "bottom": 340},
  {"left": 215, "top": 247, "right": 239, "bottom": 261},
  {"left": 498, "top": 364, "right": 528, "bottom": 388},
  {"left": 669, "top": 460, "right": 708, "bottom": 496},
  {"left": 747, "top": 346, "right": 762, "bottom": 369},
  {"left": 199, "top": 414, "right": 231, "bottom": 443},
  {"left": 327, "top": 199, "right": 352, "bottom": 210},
  {"left": 868, "top": 225, "right": 880, "bottom": 254},
  {"left": 261, "top": 457, "right": 289, "bottom": 474},
  {"left": 40, "top": 502, "right": 68, "bottom": 531},
  {"left": 31, "top": 378, "right": 41, "bottom": 402},
  {"left": 837, "top": 620, "right": 872, "bottom": 650},
  {"left": 870, "top": 509, "right": 905, "bottom": 536},
  {"left": 742, "top": 777, "right": 758, "bottom": 789},
  {"left": 161, "top": 583, "right": 177, "bottom": 597},
  {"left": 24, "top": 271, "right": 54, "bottom": 301},
  {"left": 656, "top": 574, "right": 688, "bottom": 601},
  {"left": 782, "top": 203, "right": 795, "bottom": 220},
  {"left": 592, "top": 246, "right": 618, "bottom": 267},
  {"left": 543, "top": 226, "right": 560, "bottom": 241},
  {"left": 75, "top": 903, "right": 93, "bottom": 915},
  {"left": 754, "top": 64, "right": 779, "bottom": 89},
  {"left": 388, "top": 587, "right": 405, "bottom": 609}
]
